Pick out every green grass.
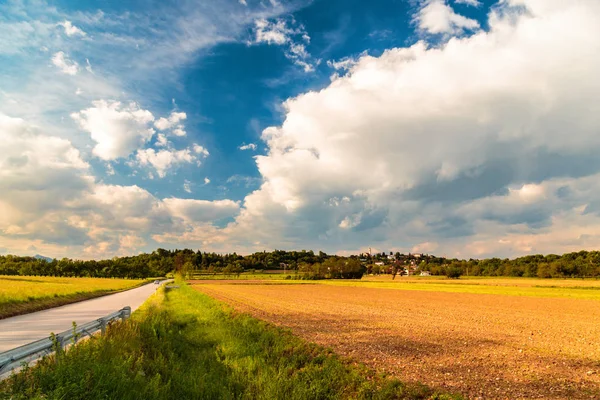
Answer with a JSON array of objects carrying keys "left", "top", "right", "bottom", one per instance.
[
  {"left": 0, "top": 276, "right": 148, "bottom": 319},
  {"left": 0, "top": 281, "right": 461, "bottom": 400}
]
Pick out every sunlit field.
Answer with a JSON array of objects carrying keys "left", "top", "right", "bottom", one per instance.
[
  {"left": 193, "top": 278, "right": 600, "bottom": 399},
  {"left": 0, "top": 276, "right": 146, "bottom": 319},
  {"left": 323, "top": 275, "right": 600, "bottom": 300},
  {"left": 193, "top": 273, "right": 600, "bottom": 300}
]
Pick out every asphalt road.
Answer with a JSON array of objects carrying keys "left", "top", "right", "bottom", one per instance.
[{"left": 0, "top": 280, "right": 167, "bottom": 352}]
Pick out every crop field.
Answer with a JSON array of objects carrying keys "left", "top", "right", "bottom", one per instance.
[
  {"left": 192, "top": 279, "right": 600, "bottom": 399},
  {"left": 324, "top": 276, "right": 600, "bottom": 300},
  {"left": 0, "top": 276, "right": 145, "bottom": 319}
]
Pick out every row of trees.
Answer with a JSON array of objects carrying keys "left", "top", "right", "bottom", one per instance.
[
  {"left": 0, "top": 250, "right": 334, "bottom": 279},
  {"left": 2, "top": 249, "right": 600, "bottom": 279},
  {"left": 419, "top": 251, "right": 600, "bottom": 278},
  {"left": 297, "top": 257, "right": 364, "bottom": 279}
]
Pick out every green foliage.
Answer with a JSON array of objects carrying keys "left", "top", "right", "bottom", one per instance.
[
  {"left": 419, "top": 250, "right": 600, "bottom": 279},
  {"left": 0, "top": 284, "right": 461, "bottom": 400},
  {"left": 445, "top": 266, "right": 462, "bottom": 279}
]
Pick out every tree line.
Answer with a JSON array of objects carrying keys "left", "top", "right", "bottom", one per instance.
[
  {"left": 0, "top": 249, "right": 337, "bottom": 279},
  {"left": 418, "top": 251, "right": 600, "bottom": 278},
  {"left": 1, "top": 249, "right": 599, "bottom": 279}
]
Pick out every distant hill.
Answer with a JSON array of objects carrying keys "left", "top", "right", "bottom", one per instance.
[{"left": 34, "top": 254, "right": 53, "bottom": 262}]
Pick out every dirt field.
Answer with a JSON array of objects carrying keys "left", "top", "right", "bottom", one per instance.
[{"left": 192, "top": 281, "right": 600, "bottom": 399}]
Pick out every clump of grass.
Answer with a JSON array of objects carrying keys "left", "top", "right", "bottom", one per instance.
[{"left": 0, "top": 283, "right": 461, "bottom": 400}]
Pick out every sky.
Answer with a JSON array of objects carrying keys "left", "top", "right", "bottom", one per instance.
[{"left": 1, "top": 0, "right": 600, "bottom": 260}]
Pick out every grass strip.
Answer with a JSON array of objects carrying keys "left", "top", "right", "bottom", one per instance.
[{"left": 0, "top": 281, "right": 461, "bottom": 400}]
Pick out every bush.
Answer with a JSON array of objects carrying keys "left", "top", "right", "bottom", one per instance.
[{"left": 446, "top": 267, "right": 462, "bottom": 279}]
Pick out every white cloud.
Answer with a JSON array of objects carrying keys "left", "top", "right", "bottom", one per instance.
[
  {"left": 0, "top": 114, "right": 91, "bottom": 246},
  {"left": 183, "top": 180, "right": 192, "bottom": 193},
  {"left": 136, "top": 148, "right": 195, "bottom": 178},
  {"left": 251, "top": 18, "right": 316, "bottom": 72},
  {"left": 193, "top": 144, "right": 210, "bottom": 157},
  {"left": 204, "top": 177, "right": 211, "bottom": 185},
  {"left": 239, "top": 0, "right": 247, "bottom": 5},
  {"left": 253, "top": 18, "right": 290, "bottom": 45},
  {"left": 154, "top": 111, "right": 186, "bottom": 131},
  {"left": 163, "top": 198, "right": 240, "bottom": 222},
  {"left": 58, "top": 20, "right": 86, "bottom": 37},
  {"left": 327, "top": 56, "right": 360, "bottom": 72},
  {"left": 51, "top": 51, "right": 79, "bottom": 75},
  {"left": 85, "top": 59, "right": 93, "bottom": 73},
  {"left": 239, "top": 143, "right": 257, "bottom": 151},
  {"left": 415, "top": 0, "right": 480, "bottom": 35},
  {"left": 71, "top": 100, "right": 155, "bottom": 160},
  {"left": 155, "top": 133, "right": 168, "bottom": 147},
  {"left": 454, "top": 0, "right": 481, "bottom": 7},
  {"left": 224, "top": 0, "right": 600, "bottom": 257}
]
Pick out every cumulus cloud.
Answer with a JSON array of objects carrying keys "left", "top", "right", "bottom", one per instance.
[
  {"left": 224, "top": 0, "right": 600, "bottom": 257},
  {"left": 154, "top": 111, "right": 187, "bottom": 136},
  {"left": 136, "top": 148, "right": 196, "bottom": 178},
  {"left": 193, "top": 144, "right": 210, "bottom": 157},
  {"left": 51, "top": 51, "right": 79, "bottom": 75},
  {"left": 0, "top": 114, "right": 91, "bottom": 247},
  {"left": 71, "top": 100, "right": 155, "bottom": 160},
  {"left": 239, "top": 143, "right": 257, "bottom": 151},
  {"left": 415, "top": 0, "right": 480, "bottom": 35},
  {"left": 0, "top": 114, "right": 239, "bottom": 258},
  {"left": 163, "top": 198, "right": 240, "bottom": 222},
  {"left": 58, "top": 20, "right": 86, "bottom": 37}
]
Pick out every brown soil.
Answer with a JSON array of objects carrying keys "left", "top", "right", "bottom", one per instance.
[{"left": 193, "top": 283, "right": 600, "bottom": 400}]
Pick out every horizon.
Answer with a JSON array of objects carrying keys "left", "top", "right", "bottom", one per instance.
[
  {"left": 2, "top": 0, "right": 600, "bottom": 260},
  {"left": 7, "top": 247, "right": 599, "bottom": 263}
]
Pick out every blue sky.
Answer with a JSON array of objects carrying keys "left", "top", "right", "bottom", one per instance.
[{"left": 1, "top": 0, "right": 600, "bottom": 259}]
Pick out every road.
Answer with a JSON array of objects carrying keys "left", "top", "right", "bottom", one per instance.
[{"left": 0, "top": 281, "right": 167, "bottom": 352}]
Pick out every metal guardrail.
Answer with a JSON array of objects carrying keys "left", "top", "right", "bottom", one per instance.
[{"left": 0, "top": 306, "right": 131, "bottom": 377}]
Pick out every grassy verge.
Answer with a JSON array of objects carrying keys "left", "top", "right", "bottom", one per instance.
[
  {"left": 0, "top": 281, "right": 461, "bottom": 400},
  {"left": 0, "top": 276, "right": 149, "bottom": 320}
]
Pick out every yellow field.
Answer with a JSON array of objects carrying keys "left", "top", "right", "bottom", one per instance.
[
  {"left": 0, "top": 275, "right": 145, "bottom": 319},
  {"left": 322, "top": 275, "right": 600, "bottom": 300}
]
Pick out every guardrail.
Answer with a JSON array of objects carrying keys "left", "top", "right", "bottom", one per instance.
[{"left": 0, "top": 306, "right": 131, "bottom": 377}]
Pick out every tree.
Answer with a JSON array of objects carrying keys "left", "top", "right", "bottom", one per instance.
[{"left": 446, "top": 265, "right": 462, "bottom": 279}]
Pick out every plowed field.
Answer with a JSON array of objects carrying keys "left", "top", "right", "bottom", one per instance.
[{"left": 192, "top": 281, "right": 600, "bottom": 399}]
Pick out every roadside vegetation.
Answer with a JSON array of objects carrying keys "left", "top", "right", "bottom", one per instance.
[
  {"left": 0, "top": 281, "right": 460, "bottom": 400},
  {"left": 0, "top": 276, "right": 146, "bottom": 319}
]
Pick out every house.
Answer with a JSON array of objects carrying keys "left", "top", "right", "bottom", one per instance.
[{"left": 420, "top": 271, "right": 431, "bottom": 276}]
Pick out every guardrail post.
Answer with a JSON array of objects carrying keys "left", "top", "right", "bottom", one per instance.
[
  {"left": 122, "top": 306, "right": 131, "bottom": 321},
  {"left": 99, "top": 319, "right": 107, "bottom": 335}
]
